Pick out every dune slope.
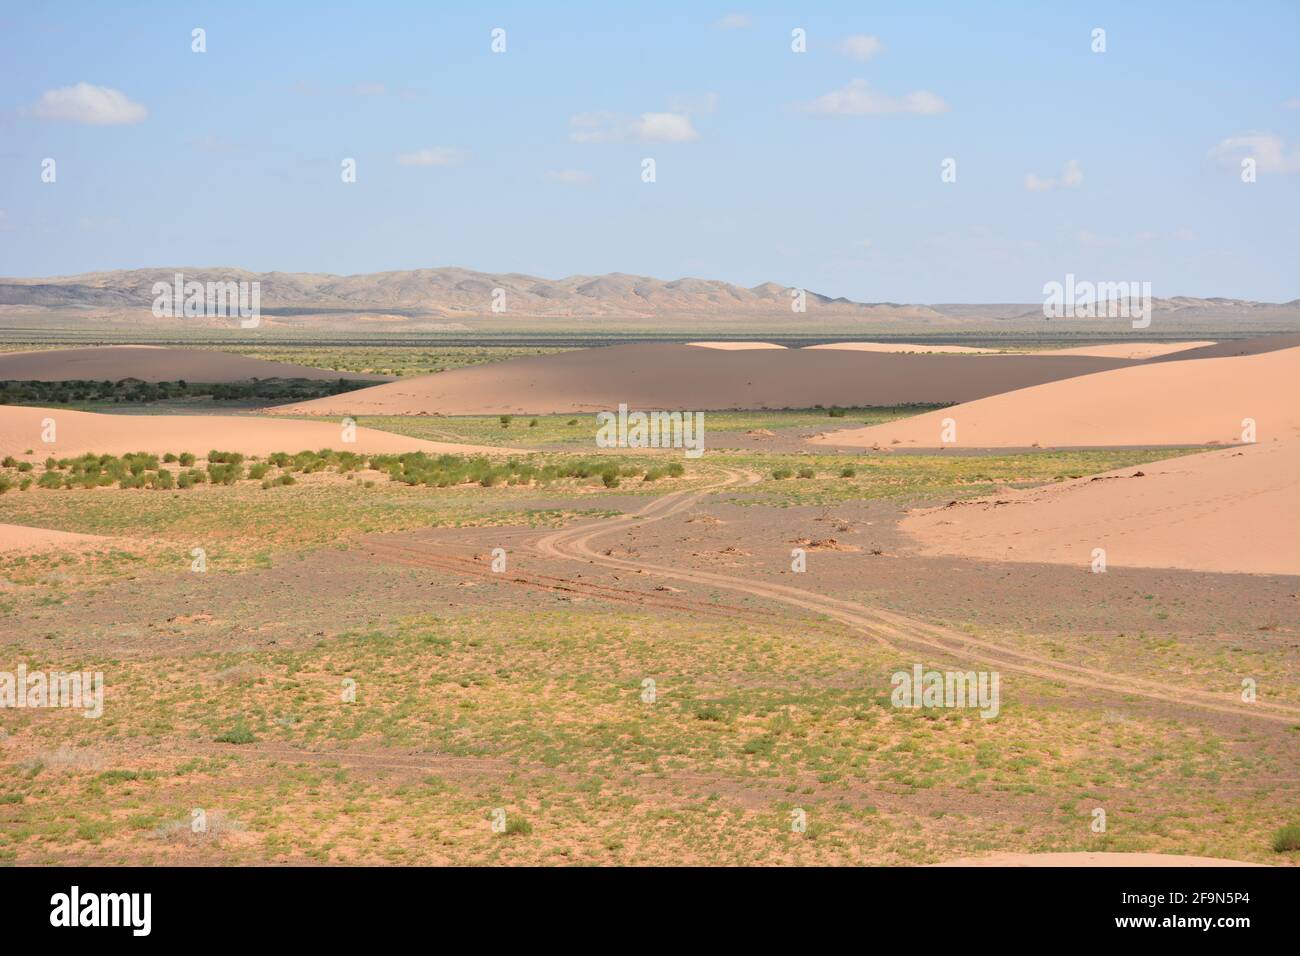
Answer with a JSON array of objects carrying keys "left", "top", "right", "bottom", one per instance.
[
  {"left": 0, "top": 406, "right": 517, "bottom": 458},
  {"left": 276, "top": 344, "right": 1132, "bottom": 416},
  {"left": 0, "top": 523, "right": 107, "bottom": 554},
  {"left": 900, "top": 440, "right": 1300, "bottom": 575},
  {"left": 0, "top": 346, "right": 390, "bottom": 383},
  {"left": 812, "top": 345, "right": 1300, "bottom": 449}
]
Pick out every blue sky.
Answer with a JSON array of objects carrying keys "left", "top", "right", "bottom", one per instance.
[{"left": 2, "top": 1, "right": 1297, "bottom": 302}]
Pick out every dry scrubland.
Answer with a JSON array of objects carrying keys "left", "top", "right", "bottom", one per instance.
[{"left": 0, "top": 340, "right": 1297, "bottom": 866}]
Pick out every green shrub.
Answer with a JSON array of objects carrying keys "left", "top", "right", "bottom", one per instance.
[
  {"left": 178, "top": 452, "right": 196, "bottom": 466},
  {"left": 601, "top": 469, "right": 620, "bottom": 488},
  {"left": 504, "top": 816, "right": 532, "bottom": 836},
  {"left": 771, "top": 467, "right": 793, "bottom": 480},
  {"left": 215, "top": 722, "right": 256, "bottom": 745},
  {"left": 797, "top": 467, "right": 815, "bottom": 479},
  {"left": 1273, "top": 824, "right": 1300, "bottom": 853},
  {"left": 840, "top": 466, "right": 857, "bottom": 478}
]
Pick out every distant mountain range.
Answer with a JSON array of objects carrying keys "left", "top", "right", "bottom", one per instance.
[{"left": 1, "top": 267, "right": 1297, "bottom": 331}]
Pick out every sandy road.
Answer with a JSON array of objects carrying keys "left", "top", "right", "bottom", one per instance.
[{"left": 532, "top": 466, "right": 1300, "bottom": 725}]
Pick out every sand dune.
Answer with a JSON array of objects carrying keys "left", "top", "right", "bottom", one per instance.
[
  {"left": 805, "top": 342, "right": 999, "bottom": 354},
  {"left": 0, "top": 406, "right": 518, "bottom": 459},
  {"left": 806, "top": 341, "right": 1214, "bottom": 358},
  {"left": 1143, "top": 331, "right": 1300, "bottom": 362},
  {"left": 687, "top": 341, "right": 787, "bottom": 350},
  {"left": 1035, "top": 341, "right": 1214, "bottom": 359},
  {"left": 900, "top": 440, "right": 1300, "bottom": 575},
  {"left": 0, "top": 522, "right": 106, "bottom": 554},
  {"left": 812, "top": 346, "right": 1300, "bottom": 449},
  {"left": 931, "top": 852, "right": 1265, "bottom": 867},
  {"left": 276, "top": 344, "right": 1132, "bottom": 416},
  {"left": 0, "top": 346, "right": 389, "bottom": 383}
]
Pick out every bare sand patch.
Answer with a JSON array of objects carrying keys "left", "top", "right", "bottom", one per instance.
[
  {"left": 275, "top": 344, "right": 1131, "bottom": 416},
  {"left": 0, "top": 346, "right": 390, "bottom": 382},
  {"left": 0, "top": 406, "right": 520, "bottom": 459},
  {"left": 900, "top": 440, "right": 1300, "bottom": 575},
  {"left": 812, "top": 345, "right": 1300, "bottom": 449},
  {"left": 931, "top": 851, "right": 1265, "bottom": 867},
  {"left": 0, "top": 523, "right": 106, "bottom": 554}
]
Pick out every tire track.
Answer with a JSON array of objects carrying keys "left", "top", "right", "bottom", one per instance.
[{"left": 532, "top": 466, "right": 1300, "bottom": 725}]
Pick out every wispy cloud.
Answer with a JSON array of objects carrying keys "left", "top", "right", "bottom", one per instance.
[
  {"left": 570, "top": 111, "right": 699, "bottom": 144},
  {"left": 29, "top": 83, "right": 146, "bottom": 125},
  {"left": 838, "top": 34, "right": 884, "bottom": 61},
  {"left": 714, "top": 13, "right": 752, "bottom": 30},
  {"left": 1208, "top": 132, "right": 1300, "bottom": 173},
  {"left": 796, "top": 79, "right": 949, "bottom": 116},
  {"left": 1024, "top": 159, "right": 1083, "bottom": 192},
  {"left": 544, "top": 169, "right": 594, "bottom": 186},
  {"left": 396, "top": 147, "right": 468, "bottom": 167}
]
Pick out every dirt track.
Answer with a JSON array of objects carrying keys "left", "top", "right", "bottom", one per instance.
[{"left": 520, "top": 467, "right": 1300, "bottom": 725}]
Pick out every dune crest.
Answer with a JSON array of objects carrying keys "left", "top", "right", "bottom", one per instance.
[
  {"left": 687, "top": 341, "right": 786, "bottom": 350},
  {"left": 812, "top": 345, "right": 1300, "bottom": 449}
]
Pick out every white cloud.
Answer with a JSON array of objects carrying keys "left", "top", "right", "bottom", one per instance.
[
  {"left": 545, "top": 169, "right": 594, "bottom": 186},
  {"left": 569, "top": 111, "right": 698, "bottom": 144},
  {"left": 1208, "top": 132, "right": 1300, "bottom": 173},
  {"left": 1173, "top": 228, "right": 1196, "bottom": 242},
  {"left": 668, "top": 92, "right": 719, "bottom": 114},
  {"left": 396, "top": 147, "right": 467, "bottom": 167},
  {"left": 352, "top": 82, "right": 388, "bottom": 97},
  {"left": 715, "top": 13, "right": 752, "bottom": 30},
  {"left": 637, "top": 112, "right": 698, "bottom": 142},
  {"left": 796, "top": 79, "right": 949, "bottom": 115},
  {"left": 31, "top": 83, "right": 146, "bottom": 125},
  {"left": 1282, "top": 97, "right": 1300, "bottom": 110},
  {"left": 839, "top": 35, "right": 884, "bottom": 61},
  {"left": 1024, "top": 159, "right": 1083, "bottom": 191}
]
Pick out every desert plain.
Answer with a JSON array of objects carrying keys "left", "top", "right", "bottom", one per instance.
[{"left": 0, "top": 314, "right": 1297, "bottom": 867}]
